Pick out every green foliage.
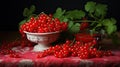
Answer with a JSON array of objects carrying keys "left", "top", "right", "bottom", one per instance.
[
  {"left": 102, "top": 18, "right": 116, "bottom": 26},
  {"left": 30, "top": 5, "right": 36, "bottom": 13},
  {"left": 84, "top": 1, "right": 116, "bottom": 35},
  {"left": 68, "top": 21, "right": 74, "bottom": 29},
  {"left": 53, "top": 8, "right": 66, "bottom": 18},
  {"left": 65, "top": 10, "right": 85, "bottom": 20},
  {"left": 23, "top": 5, "right": 36, "bottom": 17},
  {"left": 23, "top": 8, "right": 29, "bottom": 17},
  {"left": 19, "top": 5, "right": 36, "bottom": 27},
  {"left": 53, "top": 1, "right": 117, "bottom": 35},
  {"left": 85, "top": 1, "right": 96, "bottom": 13},
  {"left": 53, "top": 8, "right": 85, "bottom": 34},
  {"left": 95, "top": 4, "right": 107, "bottom": 17},
  {"left": 68, "top": 23, "right": 80, "bottom": 33},
  {"left": 85, "top": 1, "right": 107, "bottom": 18},
  {"left": 67, "top": 21, "right": 80, "bottom": 33},
  {"left": 101, "top": 18, "right": 117, "bottom": 35}
]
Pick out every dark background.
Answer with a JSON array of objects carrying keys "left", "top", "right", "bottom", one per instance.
[{"left": 0, "top": 0, "right": 120, "bottom": 31}]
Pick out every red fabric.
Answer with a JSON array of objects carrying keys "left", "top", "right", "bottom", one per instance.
[{"left": 0, "top": 47, "right": 120, "bottom": 67}]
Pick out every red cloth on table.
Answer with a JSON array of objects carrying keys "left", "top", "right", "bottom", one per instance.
[{"left": 0, "top": 46, "right": 120, "bottom": 67}]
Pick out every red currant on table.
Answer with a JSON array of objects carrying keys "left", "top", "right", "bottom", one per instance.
[{"left": 36, "top": 39, "right": 113, "bottom": 59}]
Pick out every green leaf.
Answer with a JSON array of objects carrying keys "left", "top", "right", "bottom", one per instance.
[
  {"left": 62, "top": 16, "right": 69, "bottom": 22},
  {"left": 102, "top": 18, "right": 116, "bottom": 26},
  {"left": 101, "top": 18, "right": 117, "bottom": 35},
  {"left": 68, "top": 21, "right": 74, "bottom": 29},
  {"left": 53, "top": 8, "right": 66, "bottom": 18},
  {"left": 23, "top": 5, "right": 36, "bottom": 18},
  {"left": 30, "top": 5, "right": 36, "bottom": 13},
  {"left": 28, "top": 11, "right": 33, "bottom": 17},
  {"left": 23, "top": 8, "right": 29, "bottom": 17},
  {"left": 58, "top": 16, "right": 69, "bottom": 22},
  {"left": 27, "top": 5, "right": 36, "bottom": 17},
  {"left": 69, "top": 23, "right": 80, "bottom": 33},
  {"left": 106, "top": 25, "right": 117, "bottom": 35},
  {"left": 102, "top": 19, "right": 112, "bottom": 26},
  {"left": 110, "top": 18, "right": 117, "bottom": 24},
  {"left": 85, "top": 1, "right": 96, "bottom": 13},
  {"left": 95, "top": 4, "right": 107, "bottom": 17},
  {"left": 65, "top": 10, "right": 85, "bottom": 19}
]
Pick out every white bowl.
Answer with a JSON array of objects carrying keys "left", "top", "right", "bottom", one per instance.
[{"left": 24, "top": 31, "right": 60, "bottom": 52}]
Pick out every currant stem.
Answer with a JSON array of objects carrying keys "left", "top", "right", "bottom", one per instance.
[{"left": 70, "top": 38, "right": 76, "bottom": 46}]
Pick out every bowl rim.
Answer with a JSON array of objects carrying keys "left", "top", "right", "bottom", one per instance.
[{"left": 24, "top": 31, "right": 61, "bottom": 35}]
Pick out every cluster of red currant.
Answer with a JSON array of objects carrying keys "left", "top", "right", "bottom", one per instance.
[
  {"left": 0, "top": 42, "right": 21, "bottom": 58},
  {"left": 0, "top": 41, "right": 20, "bottom": 50},
  {"left": 19, "top": 13, "right": 68, "bottom": 35},
  {"left": 37, "top": 40, "right": 113, "bottom": 59},
  {"left": 0, "top": 49, "right": 21, "bottom": 58},
  {"left": 0, "top": 38, "right": 34, "bottom": 50},
  {"left": 0, "top": 49, "right": 16, "bottom": 55},
  {"left": 19, "top": 38, "right": 35, "bottom": 48},
  {"left": 0, "top": 38, "right": 35, "bottom": 58}
]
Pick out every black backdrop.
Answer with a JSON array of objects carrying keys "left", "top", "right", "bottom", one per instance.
[{"left": 0, "top": 0, "right": 120, "bottom": 31}]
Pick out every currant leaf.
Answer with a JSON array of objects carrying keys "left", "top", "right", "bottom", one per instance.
[
  {"left": 62, "top": 16, "right": 69, "bottom": 22},
  {"left": 110, "top": 18, "right": 117, "bottom": 24},
  {"left": 101, "top": 18, "right": 117, "bottom": 35},
  {"left": 59, "top": 16, "right": 69, "bottom": 22},
  {"left": 102, "top": 18, "right": 116, "bottom": 26},
  {"left": 95, "top": 4, "right": 107, "bottom": 17},
  {"left": 85, "top": 1, "right": 96, "bottom": 13},
  {"left": 23, "top": 8, "right": 29, "bottom": 17},
  {"left": 68, "top": 21, "right": 74, "bottom": 29},
  {"left": 106, "top": 25, "right": 117, "bottom": 35},
  {"left": 30, "top": 5, "right": 36, "bottom": 13},
  {"left": 69, "top": 23, "right": 80, "bottom": 33},
  {"left": 65, "top": 10, "right": 85, "bottom": 20},
  {"left": 53, "top": 8, "right": 66, "bottom": 18}
]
